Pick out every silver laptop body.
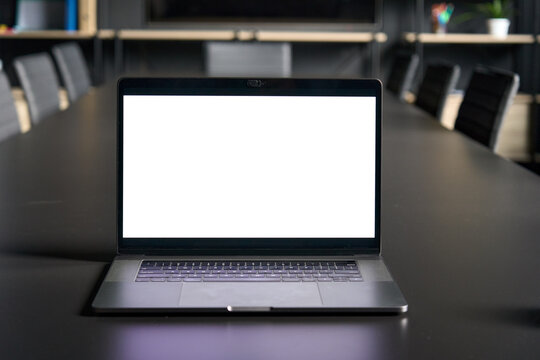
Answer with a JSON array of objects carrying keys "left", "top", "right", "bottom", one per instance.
[{"left": 92, "top": 78, "right": 407, "bottom": 313}]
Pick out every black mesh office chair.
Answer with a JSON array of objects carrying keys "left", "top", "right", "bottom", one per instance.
[
  {"left": 14, "top": 53, "right": 61, "bottom": 125},
  {"left": 454, "top": 66, "right": 519, "bottom": 150},
  {"left": 52, "top": 42, "right": 91, "bottom": 102},
  {"left": 386, "top": 53, "right": 419, "bottom": 101},
  {"left": 415, "top": 63, "right": 460, "bottom": 122},
  {"left": 0, "top": 71, "right": 21, "bottom": 143}
]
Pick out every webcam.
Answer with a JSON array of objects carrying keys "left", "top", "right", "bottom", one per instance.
[{"left": 247, "top": 80, "right": 266, "bottom": 88}]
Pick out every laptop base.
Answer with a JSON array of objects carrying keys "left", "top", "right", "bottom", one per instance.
[{"left": 92, "top": 256, "right": 408, "bottom": 313}]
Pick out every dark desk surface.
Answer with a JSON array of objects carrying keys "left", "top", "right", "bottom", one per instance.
[{"left": 0, "top": 84, "right": 538, "bottom": 360}]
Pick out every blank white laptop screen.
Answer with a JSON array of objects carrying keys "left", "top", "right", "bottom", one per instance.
[{"left": 123, "top": 95, "right": 376, "bottom": 238}]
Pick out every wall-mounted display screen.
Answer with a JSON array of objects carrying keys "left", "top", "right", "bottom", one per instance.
[{"left": 147, "top": 0, "right": 380, "bottom": 25}]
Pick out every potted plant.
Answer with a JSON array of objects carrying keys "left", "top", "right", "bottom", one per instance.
[{"left": 458, "top": 0, "right": 514, "bottom": 37}]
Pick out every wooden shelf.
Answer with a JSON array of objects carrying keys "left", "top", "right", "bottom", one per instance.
[
  {"left": 236, "top": 30, "right": 255, "bottom": 41},
  {"left": 117, "top": 30, "right": 236, "bottom": 41},
  {"left": 97, "top": 29, "right": 115, "bottom": 40},
  {"left": 256, "top": 31, "right": 387, "bottom": 43},
  {"left": 115, "top": 30, "right": 388, "bottom": 43},
  {"left": 0, "top": 30, "right": 96, "bottom": 39},
  {"left": 403, "top": 32, "right": 535, "bottom": 44}
]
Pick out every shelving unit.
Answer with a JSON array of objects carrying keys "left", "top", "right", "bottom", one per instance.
[
  {"left": 114, "top": 30, "right": 388, "bottom": 77},
  {"left": 255, "top": 31, "right": 387, "bottom": 76}
]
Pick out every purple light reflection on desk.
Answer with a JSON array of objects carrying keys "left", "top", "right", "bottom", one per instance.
[{"left": 110, "top": 317, "right": 408, "bottom": 360}]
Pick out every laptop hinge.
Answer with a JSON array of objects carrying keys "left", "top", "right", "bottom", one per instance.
[{"left": 117, "top": 254, "right": 381, "bottom": 260}]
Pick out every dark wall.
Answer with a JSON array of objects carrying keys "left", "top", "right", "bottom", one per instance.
[
  {"left": 380, "top": 0, "right": 408, "bottom": 80},
  {"left": 99, "top": 0, "right": 144, "bottom": 29},
  {"left": 0, "top": 0, "right": 17, "bottom": 27}
]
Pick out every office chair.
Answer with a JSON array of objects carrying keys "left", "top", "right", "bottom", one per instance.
[
  {"left": 0, "top": 71, "right": 21, "bottom": 143},
  {"left": 415, "top": 63, "right": 460, "bottom": 122},
  {"left": 14, "top": 53, "right": 61, "bottom": 125},
  {"left": 454, "top": 66, "right": 519, "bottom": 150},
  {"left": 386, "top": 53, "right": 419, "bottom": 101},
  {"left": 52, "top": 42, "right": 92, "bottom": 102}
]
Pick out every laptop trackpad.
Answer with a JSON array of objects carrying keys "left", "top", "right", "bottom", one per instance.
[{"left": 179, "top": 283, "right": 322, "bottom": 308}]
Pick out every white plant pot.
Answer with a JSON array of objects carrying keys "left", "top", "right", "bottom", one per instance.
[{"left": 487, "top": 18, "right": 510, "bottom": 38}]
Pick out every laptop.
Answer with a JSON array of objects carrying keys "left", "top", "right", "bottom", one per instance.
[{"left": 92, "top": 78, "right": 408, "bottom": 313}]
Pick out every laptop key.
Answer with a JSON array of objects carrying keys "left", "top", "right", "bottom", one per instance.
[
  {"left": 183, "top": 278, "right": 202, "bottom": 282},
  {"left": 204, "top": 278, "right": 280, "bottom": 282},
  {"left": 137, "top": 261, "right": 363, "bottom": 284}
]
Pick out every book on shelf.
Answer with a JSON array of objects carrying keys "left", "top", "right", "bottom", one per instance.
[{"left": 15, "top": 0, "right": 65, "bottom": 30}]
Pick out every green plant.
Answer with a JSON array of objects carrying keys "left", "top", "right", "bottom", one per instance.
[
  {"left": 456, "top": 0, "right": 514, "bottom": 22},
  {"left": 476, "top": 0, "right": 513, "bottom": 18}
]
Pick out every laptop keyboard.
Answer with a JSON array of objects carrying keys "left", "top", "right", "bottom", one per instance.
[{"left": 136, "top": 260, "right": 363, "bottom": 282}]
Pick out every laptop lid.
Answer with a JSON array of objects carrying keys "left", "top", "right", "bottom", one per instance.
[{"left": 118, "top": 78, "right": 381, "bottom": 256}]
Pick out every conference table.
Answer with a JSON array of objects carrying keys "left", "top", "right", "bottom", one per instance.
[{"left": 0, "top": 81, "right": 538, "bottom": 360}]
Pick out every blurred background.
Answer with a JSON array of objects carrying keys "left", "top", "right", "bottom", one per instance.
[{"left": 0, "top": 0, "right": 538, "bottom": 173}]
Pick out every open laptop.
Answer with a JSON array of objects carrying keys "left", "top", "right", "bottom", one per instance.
[{"left": 92, "top": 78, "right": 408, "bottom": 313}]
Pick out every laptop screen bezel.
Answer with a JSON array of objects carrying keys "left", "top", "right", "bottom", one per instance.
[{"left": 117, "top": 78, "right": 381, "bottom": 256}]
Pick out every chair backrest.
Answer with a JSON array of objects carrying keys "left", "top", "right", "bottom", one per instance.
[
  {"left": 204, "top": 42, "right": 292, "bottom": 77},
  {"left": 0, "top": 71, "right": 21, "bottom": 143},
  {"left": 52, "top": 42, "right": 91, "bottom": 102},
  {"left": 386, "top": 53, "right": 419, "bottom": 101},
  {"left": 454, "top": 67, "right": 519, "bottom": 150},
  {"left": 14, "top": 53, "right": 60, "bottom": 125},
  {"left": 415, "top": 63, "right": 460, "bottom": 121}
]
